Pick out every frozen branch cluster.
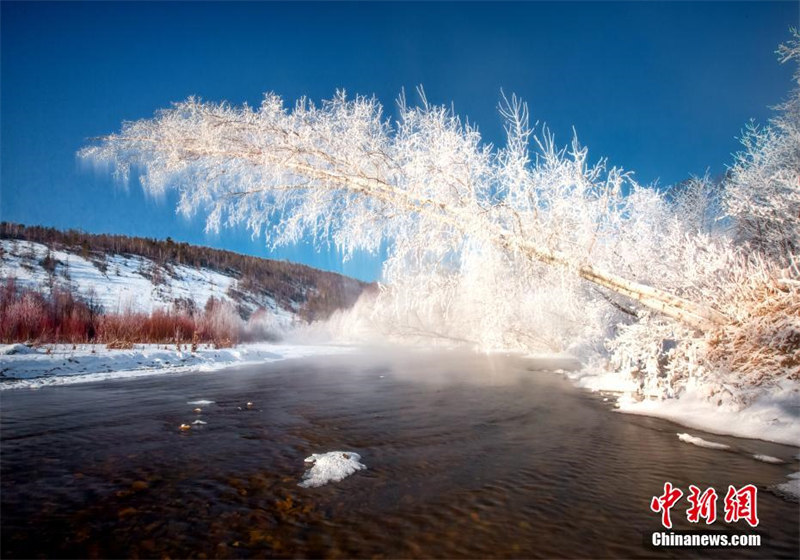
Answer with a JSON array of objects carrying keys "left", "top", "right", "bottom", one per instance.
[
  {"left": 81, "top": 33, "right": 800, "bottom": 405},
  {"left": 725, "top": 31, "right": 800, "bottom": 264}
]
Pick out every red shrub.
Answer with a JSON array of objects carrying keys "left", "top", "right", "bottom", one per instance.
[
  {"left": 2, "top": 292, "right": 50, "bottom": 342},
  {"left": 0, "top": 280, "right": 248, "bottom": 345}
]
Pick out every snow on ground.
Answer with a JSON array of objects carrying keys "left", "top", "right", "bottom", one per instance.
[
  {"left": 677, "top": 433, "right": 731, "bottom": 450},
  {"left": 774, "top": 472, "right": 800, "bottom": 501},
  {"left": 1, "top": 343, "right": 37, "bottom": 355},
  {"left": 0, "top": 342, "right": 354, "bottom": 390},
  {"left": 566, "top": 364, "right": 639, "bottom": 394},
  {"left": 567, "top": 363, "right": 800, "bottom": 447},
  {"left": 616, "top": 378, "right": 800, "bottom": 447},
  {"left": 0, "top": 239, "right": 293, "bottom": 324},
  {"left": 298, "top": 451, "right": 367, "bottom": 488}
]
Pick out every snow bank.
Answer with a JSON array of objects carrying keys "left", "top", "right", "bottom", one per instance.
[
  {"left": 677, "top": 433, "right": 731, "bottom": 450},
  {"left": 615, "top": 379, "right": 800, "bottom": 447},
  {"left": 0, "top": 344, "right": 37, "bottom": 356},
  {"left": 774, "top": 473, "right": 800, "bottom": 501},
  {"left": 0, "top": 342, "right": 354, "bottom": 389},
  {"left": 567, "top": 364, "right": 639, "bottom": 394},
  {"left": 298, "top": 451, "right": 367, "bottom": 488},
  {"left": 569, "top": 364, "right": 800, "bottom": 447}
]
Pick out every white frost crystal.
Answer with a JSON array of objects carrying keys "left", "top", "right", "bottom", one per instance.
[{"left": 298, "top": 451, "right": 367, "bottom": 488}]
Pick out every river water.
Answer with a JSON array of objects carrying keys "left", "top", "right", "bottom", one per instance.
[{"left": 1, "top": 349, "right": 798, "bottom": 558}]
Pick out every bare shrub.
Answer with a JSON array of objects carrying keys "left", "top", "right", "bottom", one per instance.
[{"left": 706, "top": 279, "right": 800, "bottom": 388}]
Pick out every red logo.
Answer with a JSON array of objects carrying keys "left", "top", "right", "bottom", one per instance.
[
  {"left": 651, "top": 483, "right": 759, "bottom": 528},
  {"left": 686, "top": 485, "right": 718, "bottom": 524},
  {"left": 724, "top": 484, "right": 759, "bottom": 527},
  {"left": 650, "top": 482, "right": 684, "bottom": 529}
]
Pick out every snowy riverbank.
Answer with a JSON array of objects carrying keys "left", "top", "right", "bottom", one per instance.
[
  {"left": 0, "top": 342, "right": 354, "bottom": 389},
  {"left": 569, "top": 366, "right": 800, "bottom": 447},
  {"left": 615, "top": 382, "right": 800, "bottom": 448}
]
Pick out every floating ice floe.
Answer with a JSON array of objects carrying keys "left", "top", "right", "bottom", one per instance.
[
  {"left": 753, "top": 454, "right": 783, "bottom": 464},
  {"left": 298, "top": 451, "right": 367, "bottom": 488},
  {"left": 677, "top": 433, "right": 730, "bottom": 450}
]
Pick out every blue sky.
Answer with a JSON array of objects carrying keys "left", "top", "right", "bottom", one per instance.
[{"left": 1, "top": 1, "right": 796, "bottom": 282}]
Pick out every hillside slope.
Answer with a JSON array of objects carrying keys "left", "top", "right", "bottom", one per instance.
[{"left": 0, "top": 223, "right": 368, "bottom": 326}]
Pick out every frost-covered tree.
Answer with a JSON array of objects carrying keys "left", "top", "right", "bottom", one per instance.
[
  {"left": 79, "top": 90, "right": 724, "bottom": 331},
  {"left": 80, "top": 34, "right": 800, "bottom": 402},
  {"left": 667, "top": 174, "right": 724, "bottom": 236},
  {"left": 724, "top": 29, "right": 800, "bottom": 265}
]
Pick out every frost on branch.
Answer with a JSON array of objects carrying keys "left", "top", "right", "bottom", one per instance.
[
  {"left": 82, "top": 88, "right": 726, "bottom": 326},
  {"left": 81, "top": 34, "right": 800, "bottom": 405},
  {"left": 724, "top": 29, "right": 800, "bottom": 265}
]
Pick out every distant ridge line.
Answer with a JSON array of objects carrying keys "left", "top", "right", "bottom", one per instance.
[{"left": 0, "top": 222, "right": 371, "bottom": 322}]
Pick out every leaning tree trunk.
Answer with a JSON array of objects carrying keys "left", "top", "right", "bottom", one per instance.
[
  {"left": 84, "top": 108, "right": 730, "bottom": 332},
  {"left": 259, "top": 159, "right": 730, "bottom": 331}
]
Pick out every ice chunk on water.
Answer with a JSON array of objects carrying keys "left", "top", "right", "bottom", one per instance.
[
  {"left": 753, "top": 454, "right": 783, "bottom": 464},
  {"left": 677, "top": 433, "right": 730, "bottom": 450},
  {"left": 298, "top": 451, "right": 367, "bottom": 488}
]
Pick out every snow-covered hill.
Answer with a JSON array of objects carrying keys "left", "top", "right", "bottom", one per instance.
[
  {"left": 1, "top": 239, "right": 292, "bottom": 317},
  {"left": 0, "top": 232, "right": 366, "bottom": 330}
]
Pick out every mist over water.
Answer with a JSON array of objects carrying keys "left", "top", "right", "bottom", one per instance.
[{"left": 2, "top": 349, "right": 797, "bottom": 558}]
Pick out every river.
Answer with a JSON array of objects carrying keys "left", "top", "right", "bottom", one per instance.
[{"left": 1, "top": 349, "right": 797, "bottom": 558}]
